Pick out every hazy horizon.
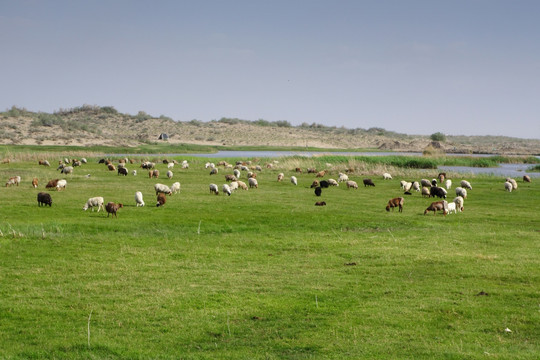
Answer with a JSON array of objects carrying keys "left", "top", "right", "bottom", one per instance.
[{"left": 1, "top": 1, "right": 539, "bottom": 139}]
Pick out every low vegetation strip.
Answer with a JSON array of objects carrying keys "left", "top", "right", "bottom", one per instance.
[{"left": 0, "top": 154, "right": 538, "bottom": 358}]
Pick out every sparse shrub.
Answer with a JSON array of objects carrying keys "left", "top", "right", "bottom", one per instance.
[
  {"left": 135, "top": 111, "right": 152, "bottom": 123},
  {"left": 31, "top": 113, "right": 65, "bottom": 127},
  {"left": 430, "top": 132, "right": 447, "bottom": 142}
]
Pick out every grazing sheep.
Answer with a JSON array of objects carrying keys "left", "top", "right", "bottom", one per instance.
[
  {"left": 248, "top": 178, "right": 258, "bottom": 189},
  {"left": 506, "top": 178, "right": 518, "bottom": 190},
  {"left": 363, "top": 178, "right": 375, "bottom": 187},
  {"left": 205, "top": 162, "right": 215, "bottom": 169},
  {"left": 152, "top": 170, "right": 160, "bottom": 178},
  {"left": 338, "top": 173, "right": 349, "bottom": 182},
  {"left": 72, "top": 160, "right": 82, "bottom": 167},
  {"left": 5, "top": 176, "right": 21, "bottom": 187},
  {"left": 316, "top": 170, "right": 326, "bottom": 178},
  {"left": 460, "top": 180, "right": 472, "bottom": 190},
  {"left": 447, "top": 202, "right": 457, "bottom": 214},
  {"left": 400, "top": 180, "right": 408, "bottom": 189},
  {"left": 424, "top": 200, "right": 448, "bottom": 216},
  {"left": 233, "top": 169, "right": 241, "bottom": 179},
  {"left": 222, "top": 184, "right": 232, "bottom": 196},
  {"left": 421, "top": 187, "right": 431, "bottom": 198},
  {"left": 98, "top": 158, "right": 106, "bottom": 164},
  {"left": 234, "top": 180, "right": 247, "bottom": 190},
  {"left": 383, "top": 172, "right": 392, "bottom": 180},
  {"left": 167, "top": 162, "right": 174, "bottom": 169},
  {"left": 118, "top": 167, "right": 128, "bottom": 176},
  {"left": 453, "top": 196, "right": 464, "bottom": 212},
  {"left": 307, "top": 168, "right": 317, "bottom": 174},
  {"left": 315, "top": 201, "right": 326, "bottom": 206},
  {"left": 291, "top": 176, "right": 297, "bottom": 186},
  {"left": 430, "top": 186, "right": 447, "bottom": 199},
  {"left": 255, "top": 165, "right": 262, "bottom": 171},
  {"left": 209, "top": 183, "right": 219, "bottom": 195},
  {"left": 170, "top": 182, "right": 181, "bottom": 194},
  {"left": 45, "top": 179, "right": 59, "bottom": 189},
  {"left": 105, "top": 202, "right": 122, "bottom": 216},
  {"left": 295, "top": 167, "right": 302, "bottom": 173},
  {"left": 523, "top": 175, "right": 531, "bottom": 183},
  {"left": 420, "top": 179, "right": 432, "bottom": 188},
  {"left": 229, "top": 181, "right": 239, "bottom": 191},
  {"left": 140, "top": 161, "right": 155, "bottom": 169},
  {"left": 431, "top": 179, "right": 437, "bottom": 187},
  {"left": 412, "top": 181, "right": 420, "bottom": 192},
  {"left": 107, "top": 164, "right": 116, "bottom": 171},
  {"left": 310, "top": 180, "right": 320, "bottom": 188},
  {"left": 156, "top": 193, "right": 167, "bottom": 207},
  {"left": 319, "top": 180, "right": 330, "bottom": 188},
  {"left": 455, "top": 187, "right": 467, "bottom": 199},
  {"left": 132, "top": 170, "right": 137, "bottom": 176},
  {"left": 445, "top": 179, "right": 452, "bottom": 190},
  {"left": 37, "top": 192, "right": 52, "bottom": 207},
  {"left": 247, "top": 172, "right": 256, "bottom": 179},
  {"left": 314, "top": 186, "right": 322, "bottom": 196},
  {"left": 166, "top": 170, "right": 173, "bottom": 179},
  {"left": 225, "top": 174, "right": 237, "bottom": 182},
  {"left": 61, "top": 166, "right": 73, "bottom": 175},
  {"left": 210, "top": 168, "right": 218, "bottom": 175},
  {"left": 83, "top": 196, "right": 105, "bottom": 212},
  {"left": 32, "top": 178, "right": 38, "bottom": 188},
  {"left": 327, "top": 179, "right": 339, "bottom": 186},
  {"left": 346, "top": 180, "right": 358, "bottom": 189},
  {"left": 277, "top": 173, "right": 284, "bottom": 182},
  {"left": 504, "top": 181, "right": 513, "bottom": 192},
  {"left": 56, "top": 179, "right": 67, "bottom": 191},
  {"left": 154, "top": 183, "right": 172, "bottom": 195},
  {"left": 402, "top": 182, "right": 413, "bottom": 192},
  {"left": 38, "top": 160, "right": 50, "bottom": 166},
  {"left": 81, "top": 158, "right": 87, "bottom": 164},
  {"left": 386, "top": 197, "right": 404, "bottom": 212},
  {"left": 135, "top": 191, "right": 145, "bottom": 207}
]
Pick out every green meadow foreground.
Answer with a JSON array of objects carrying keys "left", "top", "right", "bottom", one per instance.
[{"left": 0, "top": 156, "right": 538, "bottom": 359}]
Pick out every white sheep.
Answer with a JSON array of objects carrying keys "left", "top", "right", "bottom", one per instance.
[
  {"left": 205, "top": 162, "right": 215, "bottom": 169},
  {"left": 383, "top": 172, "right": 392, "bottom": 180},
  {"left": 182, "top": 162, "right": 189, "bottom": 169},
  {"left": 61, "top": 166, "right": 74, "bottom": 175},
  {"left": 154, "top": 183, "right": 172, "bottom": 195},
  {"left": 170, "top": 182, "right": 181, "bottom": 194},
  {"left": 455, "top": 187, "right": 467, "bottom": 199},
  {"left": 222, "top": 183, "right": 232, "bottom": 196},
  {"left": 167, "top": 162, "right": 174, "bottom": 169},
  {"left": 209, "top": 183, "right": 219, "bottom": 195},
  {"left": 412, "top": 181, "right": 420, "bottom": 192},
  {"left": 233, "top": 169, "right": 241, "bottom": 179},
  {"left": 236, "top": 180, "right": 248, "bottom": 190},
  {"left": 291, "top": 176, "right": 298, "bottom": 186},
  {"left": 229, "top": 181, "right": 239, "bottom": 191},
  {"left": 132, "top": 170, "right": 137, "bottom": 176},
  {"left": 135, "top": 191, "right": 145, "bottom": 207},
  {"left": 327, "top": 178, "right": 339, "bottom": 186},
  {"left": 81, "top": 158, "right": 87, "bottom": 164},
  {"left": 504, "top": 181, "right": 513, "bottom": 192},
  {"left": 403, "top": 182, "right": 413, "bottom": 192},
  {"left": 338, "top": 173, "right": 349, "bottom": 182},
  {"left": 447, "top": 202, "right": 457, "bottom": 214},
  {"left": 460, "top": 180, "right": 472, "bottom": 190},
  {"left": 56, "top": 179, "right": 67, "bottom": 191},
  {"left": 420, "top": 179, "right": 432, "bottom": 188},
  {"left": 445, "top": 179, "right": 452, "bottom": 190},
  {"left": 167, "top": 170, "right": 173, "bottom": 179},
  {"left": 453, "top": 196, "right": 464, "bottom": 212},
  {"left": 346, "top": 180, "right": 358, "bottom": 189},
  {"left": 83, "top": 196, "right": 105, "bottom": 212},
  {"left": 506, "top": 178, "right": 518, "bottom": 190},
  {"left": 277, "top": 173, "right": 284, "bottom": 182},
  {"left": 248, "top": 178, "right": 258, "bottom": 188}
]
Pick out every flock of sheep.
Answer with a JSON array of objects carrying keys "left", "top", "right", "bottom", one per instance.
[{"left": 3, "top": 156, "right": 534, "bottom": 218}]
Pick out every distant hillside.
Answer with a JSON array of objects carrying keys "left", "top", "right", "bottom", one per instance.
[{"left": 1, "top": 105, "right": 539, "bottom": 155}]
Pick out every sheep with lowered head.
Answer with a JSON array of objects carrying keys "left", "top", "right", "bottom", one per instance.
[
  {"left": 504, "top": 181, "right": 513, "bottom": 192},
  {"left": 453, "top": 196, "right": 464, "bottom": 212},
  {"left": 83, "top": 196, "right": 105, "bottom": 212},
  {"left": 209, "top": 183, "right": 219, "bottom": 195},
  {"left": 506, "top": 178, "right": 518, "bottom": 190},
  {"left": 222, "top": 183, "right": 232, "bottom": 196},
  {"left": 455, "top": 187, "right": 467, "bottom": 199},
  {"left": 290, "top": 176, "right": 297, "bottom": 186},
  {"left": 382, "top": 172, "right": 392, "bottom": 180},
  {"left": 460, "top": 180, "right": 472, "bottom": 190},
  {"left": 135, "top": 191, "right": 145, "bottom": 207},
  {"left": 170, "top": 182, "right": 181, "bottom": 194},
  {"left": 154, "top": 183, "right": 172, "bottom": 196}
]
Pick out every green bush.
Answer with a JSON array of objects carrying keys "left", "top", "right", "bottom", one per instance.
[{"left": 430, "top": 132, "right": 447, "bottom": 142}]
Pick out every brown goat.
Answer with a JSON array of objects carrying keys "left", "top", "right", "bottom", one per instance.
[
  {"left": 107, "top": 164, "right": 116, "bottom": 171},
  {"left": 424, "top": 201, "right": 447, "bottom": 216},
  {"left": 105, "top": 202, "right": 123, "bottom": 218},
  {"left": 310, "top": 180, "right": 320, "bottom": 188},
  {"left": 156, "top": 193, "right": 167, "bottom": 207},
  {"left": 386, "top": 197, "right": 404, "bottom": 212},
  {"left": 316, "top": 170, "right": 326, "bottom": 178},
  {"left": 32, "top": 178, "right": 39, "bottom": 188},
  {"left": 295, "top": 167, "right": 303, "bottom": 173}
]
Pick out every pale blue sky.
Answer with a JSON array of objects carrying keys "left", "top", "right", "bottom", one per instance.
[{"left": 1, "top": 0, "right": 539, "bottom": 139}]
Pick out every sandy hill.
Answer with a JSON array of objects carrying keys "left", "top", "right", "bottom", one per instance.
[{"left": 1, "top": 105, "right": 539, "bottom": 155}]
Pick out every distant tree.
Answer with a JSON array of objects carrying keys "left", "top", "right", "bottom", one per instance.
[{"left": 430, "top": 132, "right": 446, "bottom": 142}]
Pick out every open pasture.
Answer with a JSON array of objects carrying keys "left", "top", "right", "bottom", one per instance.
[{"left": 0, "top": 155, "right": 539, "bottom": 359}]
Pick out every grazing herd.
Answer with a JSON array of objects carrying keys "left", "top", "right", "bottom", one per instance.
[{"left": 1, "top": 157, "right": 536, "bottom": 220}]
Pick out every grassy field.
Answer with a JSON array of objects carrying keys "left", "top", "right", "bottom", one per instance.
[{"left": 0, "top": 154, "right": 538, "bottom": 359}]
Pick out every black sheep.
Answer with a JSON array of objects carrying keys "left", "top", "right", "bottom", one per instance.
[
  {"left": 314, "top": 187, "right": 322, "bottom": 196},
  {"left": 430, "top": 186, "right": 447, "bottom": 199},
  {"left": 319, "top": 180, "right": 330, "bottom": 188},
  {"left": 37, "top": 192, "right": 52, "bottom": 207},
  {"left": 363, "top": 178, "right": 375, "bottom": 187}
]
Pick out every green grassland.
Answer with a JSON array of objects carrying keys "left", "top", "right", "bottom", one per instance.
[{"left": 0, "top": 155, "right": 538, "bottom": 359}]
